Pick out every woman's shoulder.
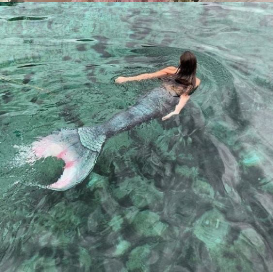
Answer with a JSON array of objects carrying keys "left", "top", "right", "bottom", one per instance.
[
  {"left": 163, "top": 66, "right": 178, "bottom": 75},
  {"left": 195, "top": 77, "right": 201, "bottom": 87},
  {"left": 188, "top": 77, "right": 201, "bottom": 96}
]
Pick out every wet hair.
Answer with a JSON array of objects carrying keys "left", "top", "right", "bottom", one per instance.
[{"left": 175, "top": 51, "right": 197, "bottom": 95}]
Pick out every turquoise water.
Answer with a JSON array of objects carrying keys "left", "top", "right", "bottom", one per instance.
[{"left": 1, "top": 2, "right": 273, "bottom": 271}]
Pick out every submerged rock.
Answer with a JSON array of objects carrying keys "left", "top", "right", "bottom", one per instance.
[
  {"left": 193, "top": 209, "right": 229, "bottom": 250},
  {"left": 192, "top": 178, "right": 215, "bottom": 199},
  {"left": 113, "top": 239, "right": 131, "bottom": 257},
  {"left": 112, "top": 176, "right": 163, "bottom": 209},
  {"left": 87, "top": 172, "right": 109, "bottom": 189},
  {"left": 132, "top": 210, "right": 168, "bottom": 237},
  {"left": 126, "top": 245, "right": 151, "bottom": 272},
  {"left": 210, "top": 225, "right": 268, "bottom": 272}
]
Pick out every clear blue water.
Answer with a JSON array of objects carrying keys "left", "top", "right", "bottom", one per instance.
[{"left": 1, "top": 2, "right": 273, "bottom": 271}]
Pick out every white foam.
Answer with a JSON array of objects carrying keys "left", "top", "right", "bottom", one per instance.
[{"left": 13, "top": 144, "right": 38, "bottom": 167}]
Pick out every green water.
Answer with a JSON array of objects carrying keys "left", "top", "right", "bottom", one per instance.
[{"left": 1, "top": 2, "right": 273, "bottom": 271}]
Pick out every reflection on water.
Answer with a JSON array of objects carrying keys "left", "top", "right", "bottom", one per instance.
[{"left": 1, "top": 2, "right": 273, "bottom": 271}]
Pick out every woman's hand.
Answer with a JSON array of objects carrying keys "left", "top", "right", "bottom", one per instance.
[
  {"left": 115, "top": 76, "right": 128, "bottom": 84},
  {"left": 162, "top": 111, "right": 178, "bottom": 121}
]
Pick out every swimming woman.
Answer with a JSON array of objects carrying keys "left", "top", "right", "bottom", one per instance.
[
  {"left": 115, "top": 50, "right": 201, "bottom": 121},
  {"left": 31, "top": 51, "right": 201, "bottom": 191}
]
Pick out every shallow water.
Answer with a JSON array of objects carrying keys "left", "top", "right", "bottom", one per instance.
[{"left": 1, "top": 2, "right": 273, "bottom": 271}]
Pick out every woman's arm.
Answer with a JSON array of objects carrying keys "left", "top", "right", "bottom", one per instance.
[
  {"left": 115, "top": 66, "right": 177, "bottom": 83},
  {"left": 162, "top": 94, "right": 190, "bottom": 121}
]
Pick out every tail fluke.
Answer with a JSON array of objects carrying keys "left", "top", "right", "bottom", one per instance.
[{"left": 32, "top": 127, "right": 106, "bottom": 191}]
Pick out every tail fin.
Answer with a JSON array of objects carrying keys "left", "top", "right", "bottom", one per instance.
[{"left": 32, "top": 127, "right": 106, "bottom": 191}]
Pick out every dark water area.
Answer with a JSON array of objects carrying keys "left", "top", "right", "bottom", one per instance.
[{"left": 0, "top": 2, "right": 273, "bottom": 271}]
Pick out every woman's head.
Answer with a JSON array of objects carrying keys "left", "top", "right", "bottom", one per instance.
[
  {"left": 178, "top": 51, "right": 197, "bottom": 76},
  {"left": 176, "top": 51, "right": 197, "bottom": 81},
  {"left": 175, "top": 51, "right": 197, "bottom": 93},
  {"left": 162, "top": 51, "right": 197, "bottom": 94}
]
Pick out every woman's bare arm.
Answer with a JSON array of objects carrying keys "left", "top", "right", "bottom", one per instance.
[
  {"left": 115, "top": 66, "right": 177, "bottom": 83},
  {"left": 174, "top": 94, "right": 191, "bottom": 114},
  {"left": 162, "top": 94, "right": 190, "bottom": 121}
]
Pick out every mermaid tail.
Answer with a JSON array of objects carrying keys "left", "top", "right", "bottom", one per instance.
[
  {"left": 32, "top": 128, "right": 106, "bottom": 191},
  {"left": 31, "top": 87, "right": 179, "bottom": 191}
]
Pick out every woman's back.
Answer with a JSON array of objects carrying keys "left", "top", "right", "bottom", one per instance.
[{"left": 161, "top": 66, "right": 200, "bottom": 97}]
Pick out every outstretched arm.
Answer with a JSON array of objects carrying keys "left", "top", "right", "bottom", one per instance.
[
  {"left": 115, "top": 66, "right": 177, "bottom": 83},
  {"left": 162, "top": 94, "right": 190, "bottom": 121}
]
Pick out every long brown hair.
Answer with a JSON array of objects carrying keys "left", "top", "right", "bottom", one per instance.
[{"left": 175, "top": 51, "right": 197, "bottom": 95}]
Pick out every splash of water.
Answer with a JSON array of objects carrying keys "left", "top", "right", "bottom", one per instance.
[{"left": 13, "top": 144, "right": 37, "bottom": 167}]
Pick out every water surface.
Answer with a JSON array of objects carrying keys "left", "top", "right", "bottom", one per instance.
[{"left": 1, "top": 2, "right": 273, "bottom": 271}]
